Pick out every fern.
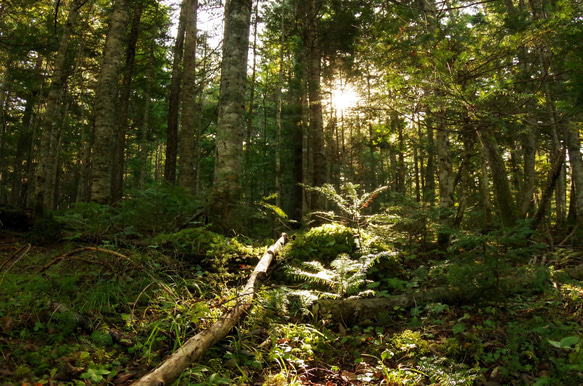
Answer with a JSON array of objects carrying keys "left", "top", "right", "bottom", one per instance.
[
  {"left": 302, "top": 182, "right": 388, "bottom": 236},
  {"left": 286, "top": 253, "right": 378, "bottom": 297}
]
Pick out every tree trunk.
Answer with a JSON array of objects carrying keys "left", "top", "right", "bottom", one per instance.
[
  {"left": 436, "top": 121, "right": 454, "bottom": 246},
  {"left": 306, "top": 0, "right": 325, "bottom": 211},
  {"left": 137, "top": 46, "right": 155, "bottom": 188},
  {"left": 478, "top": 138, "right": 493, "bottom": 227},
  {"left": 131, "top": 233, "right": 289, "bottom": 386},
  {"left": 177, "top": 0, "right": 198, "bottom": 194},
  {"left": 453, "top": 127, "right": 474, "bottom": 228},
  {"left": 33, "top": 0, "right": 82, "bottom": 214},
  {"left": 478, "top": 128, "right": 517, "bottom": 227},
  {"left": 566, "top": 127, "right": 583, "bottom": 226},
  {"left": 11, "top": 57, "right": 41, "bottom": 207},
  {"left": 423, "top": 119, "right": 436, "bottom": 204},
  {"left": 111, "top": 4, "right": 143, "bottom": 202},
  {"left": 90, "top": 0, "right": 130, "bottom": 205},
  {"left": 275, "top": 2, "right": 285, "bottom": 210},
  {"left": 518, "top": 127, "right": 536, "bottom": 218},
  {"left": 244, "top": 0, "right": 259, "bottom": 204},
  {"left": 164, "top": 1, "right": 187, "bottom": 185},
  {"left": 212, "top": 0, "right": 253, "bottom": 226},
  {"left": 531, "top": 149, "right": 566, "bottom": 232}
]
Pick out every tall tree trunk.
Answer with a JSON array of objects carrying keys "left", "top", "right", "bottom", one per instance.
[
  {"left": 11, "top": 57, "right": 41, "bottom": 207},
  {"left": 111, "top": 4, "right": 143, "bottom": 202},
  {"left": 566, "top": 127, "right": 583, "bottom": 227},
  {"left": 177, "top": 0, "right": 198, "bottom": 194},
  {"left": 453, "top": 126, "right": 474, "bottom": 228},
  {"left": 478, "top": 128, "right": 517, "bottom": 227},
  {"left": 164, "top": 1, "right": 187, "bottom": 185},
  {"left": 244, "top": 0, "right": 259, "bottom": 204},
  {"left": 91, "top": 0, "right": 130, "bottom": 205},
  {"left": 518, "top": 127, "right": 536, "bottom": 218},
  {"left": 393, "top": 114, "right": 406, "bottom": 193},
  {"left": 423, "top": 118, "right": 436, "bottom": 204},
  {"left": 436, "top": 121, "right": 454, "bottom": 246},
  {"left": 478, "top": 138, "right": 493, "bottom": 228},
  {"left": 306, "top": 0, "right": 325, "bottom": 210},
  {"left": 275, "top": 2, "right": 285, "bottom": 210},
  {"left": 212, "top": 0, "right": 253, "bottom": 226},
  {"left": 288, "top": 43, "right": 306, "bottom": 221},
  {"left": 33, "top": 0, "right": 82, "bottom": 214}
]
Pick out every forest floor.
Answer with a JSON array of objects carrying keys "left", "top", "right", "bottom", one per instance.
[{"left": 1, "top": 224, "right": 583, "bottom": 386}]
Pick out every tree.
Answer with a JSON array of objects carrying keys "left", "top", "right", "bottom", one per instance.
[
  {"left": 112, "top": 2, "right": 144, "bottom": 202},
  {"left": 90, "top": 0, "right": 130, "bottom": 205},
  {"left": 212, "top": 0, "right": 253, "bottom": 227},
  {"left": 164, "top": 1, "right": 187, "bottom": 185},
  {"left": 177, "top": 0, "right": 199, "bottom": 194},
  {"left": 33, "top": 0, "right": 85, "bottom": 215}
]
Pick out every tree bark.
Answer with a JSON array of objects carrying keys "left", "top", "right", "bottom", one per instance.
[
  {"left": 275, "top": 2, "right": 285, "bottom": 210},
  {"left": 244, "top": 0, "right": 259, "bottom": 204},
  {"left": 212, "top": 0, "right": 253, "bottom": 226},
  {"left": 566, "top": 127, "right": 583, "bottom": 226},
  {"left": 436, "top": 121, "right": 453, "bottom": 246},
  {"left": 131, "top": 233, "right": 289, "bottom": 386},
  {"left": 422, "top": 115, "right": 436, "bottom": 205},
  {"left": 306, "top": 0, "right": 325, "bottom": 211},
  {"left": 111, "top": 4, "right": 143, "bottom": 202},
  {"left": 90, "top": 0, "right": 130, "bottom": 205},
  {"left": 531, "top": 148, "right": 566, "bottom": 232},
  {"left": 518, "top": 127, "right": 536, "bottom": 218},
  {"left": 34, "top": 0, "right": 83, "bottom": 215},
  {"left": 177, "top": 0, "right": 199, "bottom": 194},
  {"left": 164, "top": 1, "right": 187, "bottom": 185},
  {"left": 477, "top": 129, "right": 517, "bottom": 227}
]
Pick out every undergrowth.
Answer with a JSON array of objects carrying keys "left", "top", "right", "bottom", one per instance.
[{"left": 2, "top": 183, "right": 583, "bottom": 385}]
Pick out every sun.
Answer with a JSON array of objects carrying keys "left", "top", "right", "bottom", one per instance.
[{"left": 331, "top": 84, "right": 360, "bottom": 112}]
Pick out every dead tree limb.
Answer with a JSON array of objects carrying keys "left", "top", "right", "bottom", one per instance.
[{"left": 131, "top": 233, "right": 289, "bottom": 386}]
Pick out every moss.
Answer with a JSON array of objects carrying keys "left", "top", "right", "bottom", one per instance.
[
  {"left": 156, "top": 227, "right": 254, "bottom": 257},
  {"left": 287, "top": 224, "right": 357, "bottom": 264}
]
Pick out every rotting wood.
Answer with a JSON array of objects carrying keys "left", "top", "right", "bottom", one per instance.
[
  {"left": 131, "top": 232, "right": 289, "bottom": 386},
  {"left": 313, "top": 263, "right": 583, "bottom": 325}
]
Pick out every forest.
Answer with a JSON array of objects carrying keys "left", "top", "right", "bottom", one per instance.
[{"left": 1, "top": 0, "right": 583, "bottom": 384}]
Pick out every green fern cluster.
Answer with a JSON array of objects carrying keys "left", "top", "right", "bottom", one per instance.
[
  {"left": 303, "top": 183, "right": 387, "bottom": 230},
  {"left": 286, "top": 253, "right": 378, "bottom": 298}
]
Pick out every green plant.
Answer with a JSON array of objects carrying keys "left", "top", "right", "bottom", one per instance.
[
  {"left": 286, "top": 223, "right": 357, "bottom": 264},
  {"left": 80, "top": 367, "right": 112, "bottom": 383},
  {"left": 286, "top": 253, "right": 377, "bottom": 298},
  {"left": 55, "top": 184, "right": 203, "bottom": 239},
  {"left": 417, "top": 356, "right": 480, "bottom": 385},
  {"left": 303, "top": 182, "right": 387, "bottom": 241}
]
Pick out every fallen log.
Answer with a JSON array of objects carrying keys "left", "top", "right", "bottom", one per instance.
[
  {"left": 132, "top": 233, "right": 289, "bottom": 386},
  {"left": 313, "top": 263, "right": 583, "bottom": 325}
]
